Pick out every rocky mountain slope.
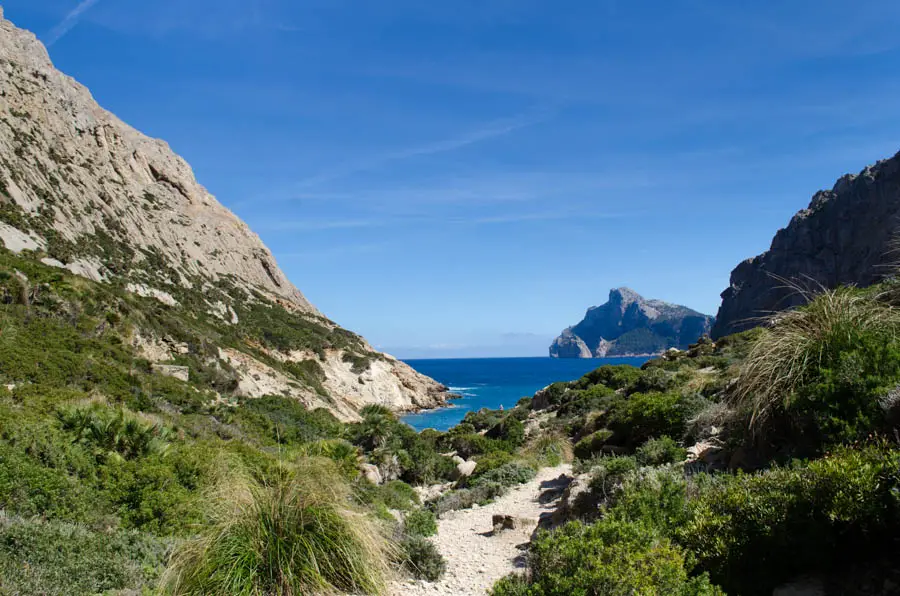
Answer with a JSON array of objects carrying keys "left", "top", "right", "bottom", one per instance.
[
  {"left": 0, "top": 9, "right": 447, "bottom": 418},
  {"left": 549, "top": 287, "right": 714, "bottom": 358},
  {"left": 713, "top": 150, "right": 900, "bottom": 338}
]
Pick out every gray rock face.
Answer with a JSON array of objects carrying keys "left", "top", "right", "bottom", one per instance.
[
  {"left": 0, "top": 15, "right": 313, "bottom": 309},
  {"left": 550, "top": 288, "right": 714, "bottom": 358},
  {"left": 0, "top": 13, "right": 449, "bottom": 417},
  {"left": 713, "top": 151, "right": 900, "bottom": 338}
]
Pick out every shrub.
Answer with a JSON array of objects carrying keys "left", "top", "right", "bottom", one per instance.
[
  {"left": 522, "top": 433, "right": 573, "bottom": 467},
  {"left": 430, "top": 481, "right": 505, "bottom": 516},
  {"left": 471, "top": 462, "right": 536, "bottom": 489},
  {"left": 400, "top": 535, "right": 446, "bottom": 581},
  {"left": 734, "top": 287, "right": 900, "bottom": 449},
  {"left": 296, "top": 438, "right": 360, "bottom": 478},
  {"left": 0, "top": 515, "right": 169, "bottom": 596},
  {"left": 636, "top": 436, "right": 687, "bottom": 466},
  {"left": 161, "top": 458, "right": 394, "bottom": 595},
  {"left": 486, "top": 416, "right": 526, "bottom": 448},
  {"left": 609, "top": 391, "right": 692, "bottom": 446},
  {"left": 463, "top": 408, "right": 503, "bottom": 431},
  {"left": 573, "top": 429, "right": 614, "bottom": 460},
  {"left": 587, "top": 456, "right": 637, "bottom": 501},
  {"left": 404, "top": 508, "right": 438, "bottom": 537},
  {"left": 379, "top": 480, "right": 419, "bottom": 510},
  {"left": 677, "top": 444, "right": 900, "bottom": 594},
  {"left": 469, "top": 451, "right": 515, "bottom": 482},
  {"left": 451, "top": 433, "right": 497, "bottom": 459},
  {"left": 557, "top": 384, "right": 615, "bottom": 417},
  {"left": 577, "top": 365, "right": 642, "bottom": 391},
  {"left": 57, "top": 403, "right": 172, "bottom": 461},
  {"left": 497, "top": 518, "right": 721, "bottom": 595}
]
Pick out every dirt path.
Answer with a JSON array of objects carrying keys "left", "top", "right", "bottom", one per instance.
[{"left": 391, "top": 464, "right": 572, "bottom": 596}]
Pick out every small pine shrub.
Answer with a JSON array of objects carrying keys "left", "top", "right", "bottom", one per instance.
[
  {"left": 404, "top": 508, "right": 438, "bottom": 537},
  {"left": 471, "top": 462, "right": 536, "bottom": 489},
  {"left": 635, "top": 436, "right": 687, "bottom": 466},
  {"left": 573, "top": 429, "right": 614, "bottom": 460},
  {"left": 400, "top": 535, "right": 446, "bottom": 581}
]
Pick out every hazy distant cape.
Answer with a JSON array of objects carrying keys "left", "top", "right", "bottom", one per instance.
[{"left": 550, "top": 288, "right": 714, "bottom": 358}]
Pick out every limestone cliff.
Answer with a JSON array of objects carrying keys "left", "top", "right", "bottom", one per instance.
[
  {"left": 550, "top": 288, "right": 714, "bottom": 358},
  {"left": 713, "top": 150, "right": 900, "bottom": 338},
  {"left": 0, "top": 11, "right": 447, "bottom": 418}
]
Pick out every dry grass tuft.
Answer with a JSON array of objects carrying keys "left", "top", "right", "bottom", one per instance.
[
  {"left": 732, "top": 285, "right": 900, "bottom": 435},
  {"left": 160, "top": 457, "right": 395, "bottom": 595}
]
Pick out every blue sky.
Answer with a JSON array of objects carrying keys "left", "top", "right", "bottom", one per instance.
[{"left": 5, "top": 1, "right": 900, "bottom": 358}]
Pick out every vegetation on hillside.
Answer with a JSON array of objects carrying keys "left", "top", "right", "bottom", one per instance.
[
  {"left": 3, "top": 241, "right": 900, "bottom": 594},
  {"left": 491, "top": 285, "right": 900, "bottom": 595}
]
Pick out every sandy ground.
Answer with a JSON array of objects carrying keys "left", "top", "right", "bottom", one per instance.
[{"left": 391, "top": 464, "right": 572, "bottom": 596}]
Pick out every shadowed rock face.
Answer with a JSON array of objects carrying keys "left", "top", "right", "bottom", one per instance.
[
  {"left": 550, "top": 288, "right": 714, "bottom": 358},
  {"left": 713, "top": 150, "right": 900, "bottom": 339}
]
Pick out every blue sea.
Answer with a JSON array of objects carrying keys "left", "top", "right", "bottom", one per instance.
[{"left": 401, "top": 357, "right": 649, "bottom": 431}]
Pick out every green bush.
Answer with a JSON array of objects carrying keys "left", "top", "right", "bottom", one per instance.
[
  {"left": 636, "top": 436, "right": 687, "bottom": 466},
  {"left": 404, "top": 508, "right": 438, "bottom": 537},
  {"left": 577, "top": 365, "right": 642, "bottom": 391},
  {"left": 557, "top": 384, "right": 615, "bottom": 417},
  {"left": 573, "top": 429, "right": 613, "bottom": 460},
  {"left": 495, "top": 518, "right": 720, "bottom": 595},
  {"left": 400, "top": 535, "right": 446, "bottom": 581},
  {"left": 677, "top": 444, "right": 900, "bottom": 594},
  {"left": 0, "top": 515, "right": 169, "bottom": 596},
  {"left": 471, "top": 462, "right": 536, "bottom": 489},
  {"left": 587, "top": 456, "right": 638, "bottom": 501},
  {"left": 431, "top": 481, "right": 505, "bottom": 516},
  {"left": 463, "top": 408, "right": 503, "bottom": 431},
  {"left": 734, "top": 287, "right": 900, "bottom": 451},
  {"left": 486, "top": 416, "right": 526, "bottom": 448},
  {"left": 379, "top": 480, "right": 420, "bottom": 510},
  {"left": 609, "top": 391, "right": 692, "bottom": 446}
]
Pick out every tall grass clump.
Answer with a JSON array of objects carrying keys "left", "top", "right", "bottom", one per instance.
[
  {"left": 522, "top": 433, "right": 573, "bottom": 467},
  {"left": 733, "top": 286, "right": 900, "bottom": 448},
  {"left": 161, "top": 457, "right": 394, "bottom": 595}
]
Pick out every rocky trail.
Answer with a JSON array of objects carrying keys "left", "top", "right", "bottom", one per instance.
[{"left": 391, "top": 464, "right": 573, "bottom": 596}]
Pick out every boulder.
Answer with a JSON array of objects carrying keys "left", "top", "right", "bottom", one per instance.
[
  {"left": 492, "top": 514, "right": 535, "bottom": 533},
  {"left": 151, "top": 364, "right": 190, "bottom": 382},
  {"left": 360, "top": 463, "right": 382, "bottom": 485},
  {"left": 456, "top": 460, "right": 477, "bottom": 479}
]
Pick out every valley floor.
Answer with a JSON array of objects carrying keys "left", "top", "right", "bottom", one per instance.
[{"left": 391, "top": 464, "right": 572, "bottom": 596}]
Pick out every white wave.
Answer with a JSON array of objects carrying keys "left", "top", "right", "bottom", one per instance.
[{"left": 448, "top": 386, "right": 476, "bottom": 391}]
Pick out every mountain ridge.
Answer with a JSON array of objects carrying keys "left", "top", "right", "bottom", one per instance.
[
  {"left": 550, "top": 287, "right": 714, "bottom": 358},
  {"left": 713, "top": 149, "right": 900, "bottom": 338}
]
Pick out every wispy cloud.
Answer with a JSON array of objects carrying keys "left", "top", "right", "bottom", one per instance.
[
  {"left": 45, "top": 0, "right": 102, "bottom": 47},
  {"left": 253, "top": 209, "right": 637, "bottom": 232},
  {"left": 294, "top": 109, "right": 553, "bottom": 188}
]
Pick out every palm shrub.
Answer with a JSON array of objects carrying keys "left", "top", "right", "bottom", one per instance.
[
  {"left": 57, "top": 403, "right": 171, "bottom": 461},
  {"left": 161, "top": 457, "right": 394, "bottom": 595},
  {"left": 296, "top": 438, "right": 360, "bottom": 478},
  {"left": 733, "top": 287, "right": 900, "bottom": 449}
]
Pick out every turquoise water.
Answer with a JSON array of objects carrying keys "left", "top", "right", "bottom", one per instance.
[{"left": 401, "top": 357, "right": 649, "bottom": 431}]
